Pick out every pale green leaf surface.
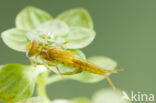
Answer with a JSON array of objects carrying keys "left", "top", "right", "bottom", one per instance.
[
  {"left": 52, "top": 99, "right": 70, "bottom": 103},
  {"left": 17, "top": 97, "right": 43, "bottom": 103},
  {"left": 92, "top": 89, "right": 131, "bottom": 103},
  {"left": 69, "top": 49, "right": 86, "bottom": 60},
  {"left": 16, "top": 6, "right": 53, "bottom": 31},
  {"left": 88, "top": 56, "right": 117, "bottom": 70},
  {"left": 0, "top": 65, "right": 4, "bottom": 69},
  {"left": 27, "top": 20, "right": 69, "bottom": 45},
  {"left": 65, "top": 27, "right": 95, "bottom": 49},
  {"left": 27, "top": 30, "right": 66, "bottom": 48},
  {"left": 57, "top": 8, "right": 93, "bottom": 29},
  {"left": 27, "top": 30, "right": 57, "bottom": 45},
  {"left": 52, "top": 98, "right": 90, "bottom": 103},
  {"left": 71, "top": 97, "right": 90, "bottom": 103},
  {"left": 27, "top": 30, "right": 46, "bottom": 44},
  {"left": 0, "top": 64, "right": 39, "bottom": 102},
  {"left": 36, "top": 20, "right": 69, "bottom": 36},
  {"left": 1, "top": 28, "right": 28, "bottom": 52}
]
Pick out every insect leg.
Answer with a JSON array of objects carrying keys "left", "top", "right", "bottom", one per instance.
[
  {"left": 40, "top": 57, "right": 52, "bottom": 72},
  {"left": 30, "top": 60, "right": 35, "bottom": 66},
  {"left": 48, "top": 62, "right": 64, "bottom": 79},
  {"left": 34, "top": 55, "right": 38, "bottom": 67},
  {"left": 30, "top": 59, "right": 37, "bottom": 67},
  {"left": 105, "top": 69, "right": 124, "bottom": 74},
  {"left": 104, "top": 75, "right": 116, "bottom": 89},
  {"left": 44, "top": 63, "right": 52, "bottom": 72}
]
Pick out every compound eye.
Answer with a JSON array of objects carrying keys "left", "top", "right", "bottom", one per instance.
[
  {"left": 32, "top": 40, "right": 39, "bottom": 47},
  {"left": 26, "top": 42, "right": 32, "bottom": 51}
]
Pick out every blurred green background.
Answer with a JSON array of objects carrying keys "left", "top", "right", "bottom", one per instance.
[{"left": 0, "top": 0, "right": 156, "bottom": 102}]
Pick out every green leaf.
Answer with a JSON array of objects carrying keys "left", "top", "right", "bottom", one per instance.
[
  {"left": 36, "top": 20, "right": 69, "bottom": 36},
  {"left": 0, "top": 64, "right": 39, "bottom": 103},
  {"left": 88, "top": 56, "right": 117, "bottom": 70},
  {"left": 57, "top": 8, "right": 93, "bottom": 29},
  {"left": 1, "top": 28, "right": 28, "bottom": 52},
  {"left": 27, "top": 30, "right": 46, "bottom": 44},
  {"left": 70, "top": 71, "right": 104, "bottom": 83},
  {"left": 65, "top": 27, "right": 96, "bottom": 49},
  {"left": 52, "top": 99, "right": 70, "bottom": 103},
  {"left": 52, "top": 98, "right": 90, "bottom": 103},
  {"left": 69, "top": 49, "right": 86, "bottom": 60},
  {"left": 68, "top": 56, "right": 117, "bottom": 83},
  {"left": 17, "top": 97, "right": 43, "bottom": 103},
  {"left": 27, "top": 20, "right": 69, "bottom": 45},
  {"left": 92, "top": 89, "right": 131, "bottom": 103},
  {"left": 0, "top": 65, "right": 4, "bottom": 69},
  {"left": 71, "top": 97, "right": 90, "bottom": 103},
  {"left": 16, "top": 6, "right": 53, "bottom": 31}
]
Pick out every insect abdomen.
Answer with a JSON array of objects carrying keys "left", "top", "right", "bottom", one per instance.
[{"left": 72, "top": 58, "right": 106, "bottom": 75}]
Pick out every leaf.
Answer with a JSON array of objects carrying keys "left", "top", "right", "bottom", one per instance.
[
  {"left": 16, "top": 6, "right": 53, "bottom": 31},
  {"left": 71, "top": 97, "right": 90, "bottom": 103},
  {"left": 17, "top": 97, "right": 43, "bottom": 103},
  {"left": 92, "top": 89, "right": 131, "bottom": 103},
  {"left": 27, "top": 20, "right": 69, "bottom": 45},
  {"left": 70, "top": 72, "right": 104, "bottom": 83},
  {"left": 27, "top": 30, "right": 47, "bottom": 44},
  {"left": 36, "top": 20, "right": 69, "bottom": 36},
  {"left": 27, "top": 30, "right": 58, "bottom": 45},
  {"left": 52, "top": 98, "right": 90, "bottom": 103},
  {"left": 69, "top": 49, "right": 86, "bottom": 60},
  {"left": 0, "top": 65, "right": 4, "bottom": 69},
  {"left": 0, "top": 64, "right": 39, "bottom": 102},
  {"left": 68, "top": 56, "right": 117, "bottom": 83},
  {"left": 88, "top": 56, "right": 117, "bottom": 70},
  {"left": 52, "top": 99, "right": 70, "bottom": 103},
  {"left": 1, "top": 28, "right": 28, "bottom": 52},
  {"left": 65, "top": 27, "right": 95, "bottom": 49},
  {"left": 57, "top": 8, "right": 93, "bottom": 29}
]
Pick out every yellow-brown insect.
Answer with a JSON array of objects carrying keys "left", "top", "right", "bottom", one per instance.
[{"left": 26, "top": 40, "right": 117, "bottom": 89}]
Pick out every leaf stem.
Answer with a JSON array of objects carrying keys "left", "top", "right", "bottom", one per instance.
[
  {"left": 37, "top": 83, "right": 50, "bottom": 103},
  {"left": 36, "top": 72, "right": 51, "bottom": 103}
]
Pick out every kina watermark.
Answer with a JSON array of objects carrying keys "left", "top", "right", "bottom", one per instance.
[{"left": 123, "top": 91, "right": 155, "bottom": 102}]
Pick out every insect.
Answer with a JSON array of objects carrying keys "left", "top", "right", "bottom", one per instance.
[{"left": 26, "top": 37, "right": 117, "bottom": 89}]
